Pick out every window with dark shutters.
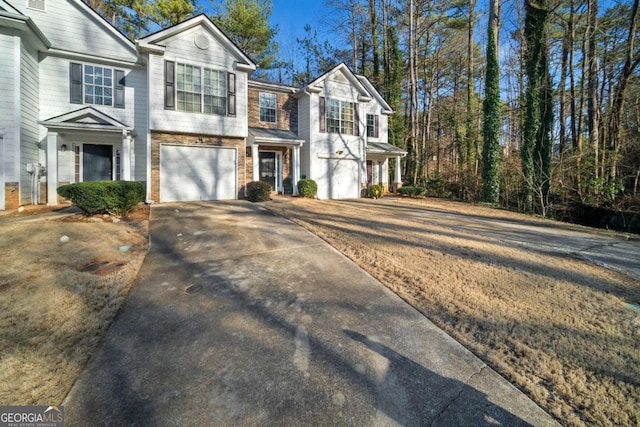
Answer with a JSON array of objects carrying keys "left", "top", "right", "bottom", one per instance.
[
  {"left": 165, "top": 60, "right": 175, "bottom": 109},
  {"left": 70, "top": 63, "right": 83, "bottom": 104},
  {"left": 319, "top": 97, "right": 326, "bottom": 132},
  {"left": 114, "top": 70, "right": 125, "bottom": 108},
  {"left": 227, "top": 72, "right": 236, "bottom": 116}
]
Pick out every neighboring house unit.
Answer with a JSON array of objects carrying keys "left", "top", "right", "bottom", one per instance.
[{"left": 0, "top": 0, "right": 404, "bottom": 210}]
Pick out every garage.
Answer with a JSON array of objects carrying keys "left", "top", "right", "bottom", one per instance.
[
  {"left": 160, "top": 145, "right": 237, "bottom": 202},
  {"left": 316, "top": 158, "right": 360, "bottom": 199}
]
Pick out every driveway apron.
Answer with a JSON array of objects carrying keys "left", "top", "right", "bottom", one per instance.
[{"left": 64, "top": 201, "right": 559, "bottom": 426}]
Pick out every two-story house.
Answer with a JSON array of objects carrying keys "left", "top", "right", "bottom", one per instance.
[{"left": 0, "top": 0, "right": 404, "bottom": 210}]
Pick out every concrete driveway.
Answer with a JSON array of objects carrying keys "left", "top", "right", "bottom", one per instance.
[
  {"left": 332, "top": 198, "right": 640, "bottom": 282},
  {"left": 64, "top": 201, "right": 559, "bottom": 426}
]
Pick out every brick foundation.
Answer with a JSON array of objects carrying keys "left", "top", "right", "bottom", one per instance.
[{"left": 4, "top": 182, "right": 19, "bottom": 209}]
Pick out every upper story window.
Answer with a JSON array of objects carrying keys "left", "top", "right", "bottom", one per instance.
[
  {"left": 165, "top": 60, "right": 235, "bottom": 116},
  {"left": 70, "top": 63, "right": 125, "bottom": 108},
  {"left": 27, "top": 0, "right": 45, "bottom": 11},
  {"left": 322, "top": 98, "right": 356, "bottom": 135},
  {"left": 367, "top": 114, "right": 379, "bottom": 138},
  {"left": 259, "top": 92, "right": 277, "bottom": 123}
]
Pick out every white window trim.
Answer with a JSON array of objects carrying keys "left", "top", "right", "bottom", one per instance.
[
  {"left": 27, "top": 0, "right": 46, "bottom": 12},
  {"left": 259, "top": 92, "right": 277, "bottom": 123},
  {"left": 174, "top": 58, "right": 227, "bottom": 116},
  {"left": 326, "top": 98, "right": 354, "bottom": 135},
  {"left": 83, "top": 64, "right": 115, "bottom": 107}
]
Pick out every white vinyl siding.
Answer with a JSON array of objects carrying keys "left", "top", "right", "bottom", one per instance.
[
  {"left": 20, "top": 40, "right": 40, "bottom": 205},
  {"left": 0, "top": 33, "right": 17, "bottom": 184},
  {"left": 148, "top": 29, "right": 249, "bottom": 137},
  {"left": 13, "top": 0, "right": 137, "bottom": 62}
]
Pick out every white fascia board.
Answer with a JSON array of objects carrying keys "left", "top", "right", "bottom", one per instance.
[
  {"left": 0, "top": 12, "right": 50, "bottom": 50},
  {"left": 43, "top": 47, "right": 143, "bottom": 68}
]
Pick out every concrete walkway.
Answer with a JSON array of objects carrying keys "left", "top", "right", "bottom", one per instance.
[{"left": 64, "top": 201, "right": 559, "bottom": 426}]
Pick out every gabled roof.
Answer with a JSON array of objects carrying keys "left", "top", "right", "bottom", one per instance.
[
  {"left": 297, "top": 63, "right": 371, "bottom": 101},
  {"left": 137, "top": 14, "right": 256, "bottom": 72},
  {"left": 70, "top": 0, "right": 136, "bottom": 51},
  {"left": 356, "top": 75, "right": 393, "bottom": 115},
  {"left": 0, "top": 0, "right": 21, "bottom": 14},
  {"left": 39, "top": 106, "right": 132, "bottom": 133},
  {"left": 0, "top": 1, "right": 50, "bottom": 50}
]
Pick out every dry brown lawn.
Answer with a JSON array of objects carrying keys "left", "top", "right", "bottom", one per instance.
[
  {"left": 264, "top": 197, "right": 640, "bottom": 427},
  {"left": 0, "top": 205, "right": 148, "bottom": 405}
]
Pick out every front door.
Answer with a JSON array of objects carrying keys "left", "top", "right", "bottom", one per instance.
[
  {"left": 259, "top": 151, "right": 277, "bottom": 191},
  {"left": 83, "top": 144, "right": 113, "bottom": 181}
]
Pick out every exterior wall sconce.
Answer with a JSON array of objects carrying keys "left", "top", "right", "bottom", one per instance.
[{"left": 61, "top": 144, "right": 67, "bottom": 152}]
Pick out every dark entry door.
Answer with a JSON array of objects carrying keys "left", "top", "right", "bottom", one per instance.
[
  {"left": 83, "top": 144, "right": 113, "bottom": 181},
  {"left": 259, "top": 152, "right": 276, "bottom": 191}
]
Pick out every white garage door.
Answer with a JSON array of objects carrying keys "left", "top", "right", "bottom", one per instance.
[
  {"left": 160, "top": 145, "right": 237, "bottom": 202},
  {"left": 317, "top": 158, "right": 360, "bottom": 199}
]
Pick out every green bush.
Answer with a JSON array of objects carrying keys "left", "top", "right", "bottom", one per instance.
[
  {"left": 367, "top": 184, "right": 384, "bottom": 199},
  {"left": 57, "top": 181, "right": 145, "bottom": 216},
  {"left": 246, "top": 181, "right": 272, "bottom": 202},
  {"left": 398, "top": 186, "right": 426, "bottom": 197},
  {"left": 297, "top": 179, "right": 318, "bottom": 198}
]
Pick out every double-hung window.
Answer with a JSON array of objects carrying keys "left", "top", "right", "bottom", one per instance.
[
  {"left": 323, "top": 98, "right": 356, "bottom": 135},
  {"left": 165, "top": 61, "right": 234, "bottom": 116},
  {"left": 176, "top": 64, "right": 202, "bottom": 113},
  {"left": 367, "top": 114, "right": 379, "bottom": 138},
  {"left": 259, "top": 93, "right": 277, "bottom": 123},
  {"left": 70, "top": 63, "right": 125, "bottom": 108}
]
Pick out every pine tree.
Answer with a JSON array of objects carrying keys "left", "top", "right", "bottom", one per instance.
[{"left": 210, "top": 0, "right": 279, "bottom": 70}]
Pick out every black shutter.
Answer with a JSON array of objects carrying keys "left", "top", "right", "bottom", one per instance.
[
  {"left": 114, "top": 70, "right": 125, "bottom": 108},
  {"left": 227, "top": 72, "right": 236, "bottom": 116},
  {"left": 70, "top": 63, "right": 83, "bottom": 104},
  {"left": 165, "top": 60, "right": 175, "bottom": 109},
  {"left": 319, "top": 97, "right": 326, "bottom": 132},
  {"left": 353, "top": 103, "right": 359, "bottom": 136}
]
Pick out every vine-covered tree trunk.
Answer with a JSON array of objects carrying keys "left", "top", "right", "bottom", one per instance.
[
  {"left": 482, "top": 0, "right": 501, "bottom": 204},
  {"left": 522, "top": 0, "right": 551, "bottom": 213}
]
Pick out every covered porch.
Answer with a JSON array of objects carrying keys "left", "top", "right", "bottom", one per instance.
[
  {"left": 39, "top": 107, "right": 134, "bottom": 206},
  {"left": 248, "top": 128, "right": 304, "bottom": 196},
  {"left": 366, "top": 141, "right": 407, "bottom": 191}
]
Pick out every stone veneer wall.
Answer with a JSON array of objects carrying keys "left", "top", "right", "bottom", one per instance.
[
  {"left": 4, "top": 183, "right": 19, "bottom": 209},
  {"left": 150, "top": 131, "right": 246, "bottom": 202},
  {"left": 247, "top": 88, "right": 298, "bottom": 133},
  {"left": 245, "top": 145, "right": 293, "bottom": 193}
]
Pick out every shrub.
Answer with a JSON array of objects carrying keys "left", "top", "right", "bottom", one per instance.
[
  {"left": 57, "top": 181, "right": 145, "bottom": 216},
  {"left": 398, "top": 186, "right": 426, "bottom": 197},
  {"left": 246, "top": 181, "right": 272, "bottom": 202},
  {"left": 297, "top": 179, "right": 318, "bottom": 198},
  {"left": 367, "top": 184, "right": 384, "bottom": 199}
]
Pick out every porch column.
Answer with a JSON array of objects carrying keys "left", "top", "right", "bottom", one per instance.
[
  {"left": 46, "top": 132, "right": 58, "bottom": 206},
  {"left": 394, "top": 156, "right": 402, "bottom": 189},
  {"left": 252, "top": 144, "right": 259, "bottom": 182},
  {"left": 122, "top": 130, "right": 131, "bottom": 181},
  {"left": 292, "top": 145, "right": 300, "bottom": 196}
]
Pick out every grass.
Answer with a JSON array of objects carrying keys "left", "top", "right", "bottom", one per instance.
[
  {"left": 264, "top": 197, "right": 640, "bottom": 427},
  {"left": 0, "top": 207, "right": 148, "bottom": 405}
]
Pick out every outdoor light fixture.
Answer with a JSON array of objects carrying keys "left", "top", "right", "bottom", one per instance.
[{"left": 61, "top": 144, "right": 67, "bottom": 152}]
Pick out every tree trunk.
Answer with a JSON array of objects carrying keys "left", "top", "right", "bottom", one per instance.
[{"left": 482, "top": 0, "right": 501, "bottom": 203}]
